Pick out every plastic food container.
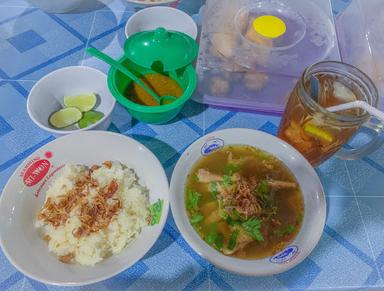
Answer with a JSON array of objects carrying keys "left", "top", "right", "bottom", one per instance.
[
  {"left": 335, "top": 0, "right": 384, "bottom": 110},
  {"left": 195, "top": 0, "right": 340, "bottom": 114},
  {"left": 108, "top": 58, "right": 197, "bottom": 124},
  {"left": 107, "top": 28, "right": 198, "bottom": 124}
]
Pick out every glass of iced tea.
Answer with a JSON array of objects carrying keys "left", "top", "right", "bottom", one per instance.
[{"left": 278, "top": 61, "right": 383, "bottom": 166}]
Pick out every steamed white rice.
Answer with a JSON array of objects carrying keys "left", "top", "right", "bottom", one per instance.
[{"left": 35, "top": 162, "right": 149, "bottom": 266}]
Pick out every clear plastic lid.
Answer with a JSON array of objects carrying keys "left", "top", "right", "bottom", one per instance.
[
  {"left": 336, "top": 0, "right": 384, "bottom": 109},
  {"left": 200, "top": 0, "right": 337, "bottom": 75},
  {"left": 195, "top": 0, "right": 340, "bottom": 114}
]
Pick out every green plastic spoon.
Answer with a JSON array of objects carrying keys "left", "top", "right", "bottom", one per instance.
[{"left": 87, "top": 47, "right": 176, "bottom": 105}]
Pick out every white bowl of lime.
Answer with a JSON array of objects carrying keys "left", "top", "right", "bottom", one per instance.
[{"left": 27, "top": 66, "right": 116, "bottom": 136}]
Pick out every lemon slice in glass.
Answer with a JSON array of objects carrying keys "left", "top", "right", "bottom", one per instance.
[
  {"left": 303, "top": 123, "right": 333, "bottom": 143},
  {"left": 49, "top": 107, "right": 82, "bottom": 129},
  {"left": 63, "top": 93, "right": 97, "bottom": 112},
  {"left": 78, "top": 111, "right": 104, "bottom": 129}
]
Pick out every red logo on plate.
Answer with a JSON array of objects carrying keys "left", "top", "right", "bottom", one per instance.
[
  {"left": 44, "top": 151, "right": 53, "bottom": 159},
  {"left": 23, "top": 159, "right": 51, "bottom": 187}
]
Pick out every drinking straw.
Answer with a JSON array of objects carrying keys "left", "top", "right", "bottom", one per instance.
[{"left": 327, "top": 100, "right": 384, "bottom": 122}]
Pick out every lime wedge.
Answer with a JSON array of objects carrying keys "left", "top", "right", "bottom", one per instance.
[
  {"left": 63, "top": 93, "right": 97, "bottom": 112},
  {"left": 49, "top": 107, "right": 82, "bottom": 129},
  {"left": 78, "top": 111, "right": 104, "bottom": 129},
  {"left": 303, "top": 123, "right": 334, "bottom": 143}
]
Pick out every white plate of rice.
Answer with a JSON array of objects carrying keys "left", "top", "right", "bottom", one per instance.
[{"left": 0, "top": 131, "right": 169, "bottom": 286}]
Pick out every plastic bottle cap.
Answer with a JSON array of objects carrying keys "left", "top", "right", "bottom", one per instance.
[{"left": 253, "top": 15, "right": 286, "bottom": 39}]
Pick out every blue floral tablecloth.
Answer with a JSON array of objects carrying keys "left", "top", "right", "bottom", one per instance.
[{"left": 0, "top": 0, "right": 383, "bottom": 290}]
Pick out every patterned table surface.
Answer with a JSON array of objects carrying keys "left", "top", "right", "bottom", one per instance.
[{"left": 0, "top": 0, "right": 383, "bottom": 290}]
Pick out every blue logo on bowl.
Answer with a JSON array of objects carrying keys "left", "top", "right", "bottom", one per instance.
[
  {"left": 201, "top": 138, "right": 224, "bottom": 156},
  {"left": 270, "top": 246, "right": 299, "bottom": 264}
]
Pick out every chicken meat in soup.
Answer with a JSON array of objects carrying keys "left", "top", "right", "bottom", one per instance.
[{"left": 185, "top": 145, "right": 304, "bottom": 259}]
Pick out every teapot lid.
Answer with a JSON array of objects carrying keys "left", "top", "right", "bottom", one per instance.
[{"left": 124, "top": 27, "right": 198, "bottom": 71}]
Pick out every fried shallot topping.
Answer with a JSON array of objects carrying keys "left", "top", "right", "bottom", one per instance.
[
  {"left": 90, "top": 164, "right": 101, "bottom": 172},
  {"left": 219, "top": 176, "right": 262, "bottom": 219},
  {"left": 37, "top": 164, "right": 122, "bottom": 239},
  {"left": 43, "top": 235, "right": 51, "bottom": 242},
  {"left": 58, "top": 252, "right": 74, "bottom": 264},
  {"left": 103, "top": 161, "right": 112, "bottom": 169}
]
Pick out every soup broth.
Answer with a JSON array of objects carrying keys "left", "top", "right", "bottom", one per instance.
[{"left": 185, "top": 145, "right": 304, "bottom": 259}]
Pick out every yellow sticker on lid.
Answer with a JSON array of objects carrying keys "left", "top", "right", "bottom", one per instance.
[{"left": 253, "top": 15, "right": 287, "bottom": 39}]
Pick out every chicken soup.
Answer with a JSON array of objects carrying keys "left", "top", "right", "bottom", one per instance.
[{"left": 185, "top": 145, "right": 304, "bottom": 259}]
